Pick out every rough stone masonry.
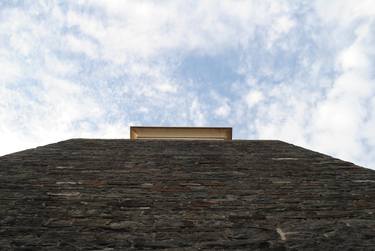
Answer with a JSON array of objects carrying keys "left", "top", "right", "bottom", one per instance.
[{"left": 1, "top": 139, "right": 375, "bottom": 250}]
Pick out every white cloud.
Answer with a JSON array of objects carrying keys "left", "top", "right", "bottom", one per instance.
[
  {"left": 156, "top": 83, "right": 177, "bottom": 93},
  {"left": 64, "top": 34, "right": 98, "bottom": 59},
  {"left": 308, "top": 20, "right": 375, "bottom": 165},
  {"left": 244, "top": 4, "right": 375, "bottom": 168},
  {"left": 0, "top": 0, "right": 375, "bottom": 172},
  {"left": 245, "top": 90, "right": 264, "bottom": 107},
  {"left": 214, "top": 103, "right": 231, "bottom": 118},
  {"left": 0, "top": 58, "right": 21, "bottom": 83},
  {"left": 43, "top": 55, "right": 78, "bottom": 76},
  {"left": 314, "top": 0, "right": 375, "bottom": 25},
  {"left": 189, "top": 98, "right": 206, "bottom": 126},
  {"left": 62, "top": 0, "right": 293, "bottom": 63}
]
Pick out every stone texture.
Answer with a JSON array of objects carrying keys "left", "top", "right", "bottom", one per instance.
[{"left": 0, "top": 139, "right": 375, "bottom": 250}]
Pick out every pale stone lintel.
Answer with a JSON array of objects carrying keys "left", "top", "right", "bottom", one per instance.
[{"left": 130, "top": 126, "right": 232, "bottom": 140}]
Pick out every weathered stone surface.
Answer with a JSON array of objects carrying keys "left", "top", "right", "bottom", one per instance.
[{"left": 0, "top": 139, "right": 375, "bottom": 250}]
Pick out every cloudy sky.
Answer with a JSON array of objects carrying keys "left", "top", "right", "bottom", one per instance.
[{"left": 1, "top": 0, "right": 375, "bottom": 169}]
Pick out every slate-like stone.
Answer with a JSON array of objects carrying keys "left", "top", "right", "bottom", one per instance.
[{"left": 0, "top": 139, "right": 375, "bottom": 250}]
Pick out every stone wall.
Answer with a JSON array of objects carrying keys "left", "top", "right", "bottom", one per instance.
[{"left": 0, "top": 139, "right": 375, "bottom": 250}]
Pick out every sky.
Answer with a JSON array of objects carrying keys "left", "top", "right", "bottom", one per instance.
[{"left": 1, "top": 0, "right": 375, "bottom": 169}]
